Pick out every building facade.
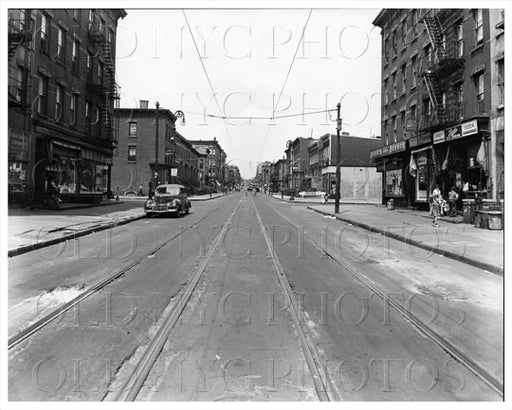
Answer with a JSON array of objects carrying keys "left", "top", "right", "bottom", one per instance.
[
  {"left": 318, "top": 133, "right": 382, "bottom": 200},
  {"left": 8, "top": 9, "right": 126, "bottom": 204},
  {"left": 372, "top": 8, "right": 504, "bottom": 207},
  {"left": 189, "top": 138, "right": 227, "bottom": 190},
  {"left": 112, "top": 103, "right": 200, "bottom": 195}
]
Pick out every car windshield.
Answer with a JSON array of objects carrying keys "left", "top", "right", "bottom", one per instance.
[{"left": 156, "top": 186, "right": 181, "bottom": 196}]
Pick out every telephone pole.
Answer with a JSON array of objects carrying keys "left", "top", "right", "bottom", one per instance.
[{"left": 334, "top": 103, "right": 341, "bottom": 214}]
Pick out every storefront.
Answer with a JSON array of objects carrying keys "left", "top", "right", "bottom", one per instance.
[
  {"left": 8, "top": 128, "right": 30, "bottom": 203},
  {"left": 371, "top": 140, "right": 408, "bottom": 207},
  {"left": 430, "top": 118, "right": 490, "bottom": 200},
  {"left": 408, "top": 134, "right": 434, "bottom": 204}
]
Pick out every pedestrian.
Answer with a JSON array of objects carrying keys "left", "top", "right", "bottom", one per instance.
[
  {"left": 430, "top": 185, "right": 442, "bottom": 227},
  {"left": 448, "top": 186, "right": 459, "bottom": 217},
  {"left": 138, "top": 184, "right": 143, "bottom": 196}
]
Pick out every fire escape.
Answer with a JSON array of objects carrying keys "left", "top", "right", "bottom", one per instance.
[
  {"left": 8, "top": 11, "right": 33, "bottom": 110},
  {"left": 87, "top": 20, "right": 119, "bottom": 146},
  {"left": 419, "top": 10, "right": 465, "bottom": 131}
]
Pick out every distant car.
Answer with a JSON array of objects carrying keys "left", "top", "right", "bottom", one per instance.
[{"left": 144, "top": 184, "right": 191, "bottom": 217}]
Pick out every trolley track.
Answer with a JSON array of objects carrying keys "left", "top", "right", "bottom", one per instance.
[
  {"left": 261, "top": 197, "right": 503, "bottom": 398},
  {"left": 8, "top": 206, "right": 222, "bottom": 350},
  {"left": 106, "top": 196, "right": 338, "bottom": 401}
]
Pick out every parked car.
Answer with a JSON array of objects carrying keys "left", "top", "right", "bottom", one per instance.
[{"left": 144, "top": 184, "right": 191, "bottom": 217}]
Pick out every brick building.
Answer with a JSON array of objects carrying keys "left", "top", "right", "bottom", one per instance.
[
  {"left": 189, "top": 138, "right": 226, "bottom": 190},
  {"left": 112, "top": 102, "right": 201, "bottom": 195},
  {"left": 372, "top": 9, "right": 505, "bottom": 207},
  {"left": 8, "top": 9, "right": 126, "bottom": 204}
]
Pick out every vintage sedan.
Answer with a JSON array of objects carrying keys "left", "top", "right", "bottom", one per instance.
[{"left": 144, "top": 184, "right": 191, "bottom": 217}]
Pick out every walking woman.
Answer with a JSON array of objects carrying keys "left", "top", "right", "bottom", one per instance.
[{"left": 431, "top": 185, "right": 442, "bottom": 227}]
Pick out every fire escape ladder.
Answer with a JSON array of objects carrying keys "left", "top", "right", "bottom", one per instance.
[
  {"left": 422, "top": 72, "right": 443, "bottom": 123},
  {"left": 423, "top": 15, "right": 446, "bottom": 61}
]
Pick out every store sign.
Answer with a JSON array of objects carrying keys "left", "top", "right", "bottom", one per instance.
[
  {"left": 461, "top": 120, "right": 478, "bottom": 136},
  {"left": 433, "top": 130, "right": 445, "bottom": 144},
  {"left": 370, "top": 140, "right": 407, "bottom": 159},
  {"left": 170, "top": 168, "right": 178, "bottom": 176},
  {"left": 433, "top": 119, "right": 480, "bottom": 144},
  {"left": 9, "top": 131, "right": 29, "bottom": 151}
]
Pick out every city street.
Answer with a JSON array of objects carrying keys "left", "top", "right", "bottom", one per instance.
[{"left": 8, "top": 193, "right": 502, "bottom": 401}]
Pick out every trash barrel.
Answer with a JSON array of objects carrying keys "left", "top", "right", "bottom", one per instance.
[
  {"left": 488, "top": 211, "right": 503, "bottom": 230},
  {"left": 462, "top": 199, "right": 475, "bottom": 224},
  {"left": 387, "top": 199, "right": 394, "bottom": 210}
]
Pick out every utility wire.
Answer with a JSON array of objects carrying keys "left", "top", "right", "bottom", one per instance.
[
  {"left": 257, "top": 9, "right": 313, "bottom": 161},
  {"left": 207, "top": 109, "right": 336, "bottom": 120},
  {"left": 182, "top": 10, "right": 237, "bottom": 157}
]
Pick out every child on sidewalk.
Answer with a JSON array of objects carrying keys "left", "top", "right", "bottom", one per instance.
[{"left": 430, "top": 185, "right": 442, "bottom": 227}]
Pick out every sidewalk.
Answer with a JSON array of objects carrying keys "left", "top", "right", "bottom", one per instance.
[
  {"left": 270, "top": 193, "right": 381, "bottom": 205},
  {"left": 303, "top": 203, "right": 503, "bottom": 275},
  {"left": 8, "top": 193, "right": 228, "bottom": 257}
]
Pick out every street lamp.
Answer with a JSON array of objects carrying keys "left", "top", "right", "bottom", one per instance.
[
  {"left": 170, "top": 110, "right": 186, "bottom": 184},
  {"left": 152, "top": 101, "right": 160, "bottom": 198},
  {"left": 334, "top": 102, "right": 342, "bottom": 214}
]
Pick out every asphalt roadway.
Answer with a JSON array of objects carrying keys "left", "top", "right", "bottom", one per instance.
[{"left": 8, "top": 192, "right": 502, "bottom": 401}]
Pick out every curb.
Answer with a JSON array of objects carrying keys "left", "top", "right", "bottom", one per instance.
[
  {"left": 307, "top": 206, "right": 503, "bottom": 276},
  {"left": 270, "top": 195, "right": 381, "bottom": 206},
  {"left": 8, "top": 214, "right": 146, "bottom": 258},
  {"left": 30, "top": 201, "right": 125, "bottom": 211}
]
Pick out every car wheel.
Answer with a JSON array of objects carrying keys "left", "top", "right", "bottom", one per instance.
[{"left": 146, "top": 212, "right": 153, "bottom": 218}]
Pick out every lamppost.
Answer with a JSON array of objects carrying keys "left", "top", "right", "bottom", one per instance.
[
  {"left": 152, "top": 101, "right": 160, "bottom": 197},
  {"left": 169, "top": 110, "right": 186, "bottom": 184},
  {"left": 334, "top": 102, "right": 342, "bottom": 214}
]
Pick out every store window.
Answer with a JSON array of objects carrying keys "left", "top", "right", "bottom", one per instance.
[
  {"left": 128, "top": 145, "right": 136, "bottom": 162},
  {"left": 386, "top": 169, "right": 403, "bottom": 196},
  {"left": 8, "top": 161, "right": 27, "bottom": 194}
]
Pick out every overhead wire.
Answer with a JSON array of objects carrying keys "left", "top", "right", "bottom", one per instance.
[
  {"left": 257, "top": 9, "right": 313, "bottom": 162},
  {"left": 181, "top": 9, "right": 237, "bottom": 157},
  {"left": 206, "top": 108, "right": 336, "bottom": 121}
]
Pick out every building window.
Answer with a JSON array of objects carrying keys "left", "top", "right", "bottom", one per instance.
[
  {"left": 456, "top": 24, "right": 464, "bottom": 57},
  {"left": 400, "top": 110, "right": 406, "bottom": 137},
  {"left": 55, "top": 84, "right": 64, "bottom": 122},
  {"left": 57, "top": 27, "right": 66, "bottom": 63},
  {"left": 70, "top": 93, "right": 77, "bottom": 125},
  {"left": 98, "top": 61, "right": 103, "bottom": 78},
  {"left": 392, "top": 115, "right": 397, "bottom": 142},
  {"left": 37, "top": 76, "right": 48, "bottom": 116},
  {"left": 424, "top": 44, "right": 432, "bottom": 64},
  {"left": 401, "top": 64, "right": 406, "bottom": 93},
  {"left": 411, "top": 10, "right": 418, "bottom": 35},
  {"left": 410, "top": 104, "right": 417, "bottom": 129},
  {"left": 85, "top": 100, "right": 91, "bottom": 121},
  {"left": 73, "top": 9, "right": 81, "bottom": 21},
  {"left": 391, "top": 29, "right": 397, "bottom": 56},
  {"left": 87, "top": 51, "right": 92, "bottom": 71},
  {"left": 475, "top": 73, "right": 484, "bottom": 113},
  {"left": 128, "top": 145, "right": 136, "bottom": 162},
  {"left": 40, "top": 14, "right": 49, "bottom": 53},
  {"left": 384, "top": 79, "right": 389, "bottom": 104},
  {"left": 474, "top": 9, "right": 484, "bottom": 45},
  {"left": 497, "top": 59, "right": 504, "bottom": 106},
  {"left": 88, "top": 9, "right": 94, "bottom": 32},
  {"left": 392, "top": 72, "right": 397, "bottom": 99},
  {"left": 411, "top": 56, "right": 417, "bottom": 87},
  {"left": 129, "top": 122, "right": 137, "bottom": 136},
  {"left": 401, "top": 19, "right": 408, "bottom": 44},
  {"left": 72, "top": 38, "right": 79, "bottom": 73}
]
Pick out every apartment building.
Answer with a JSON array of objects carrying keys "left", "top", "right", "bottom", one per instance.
[
  {"left": 112, "top": 102, "right": 201, "bottom": 195},
  {"left": 372, "top": 8, "right": 504, "bottom": 207},
  {"left": 8, "top": 9, "right": 126, "bottom": 204},
  {"left": 189, "top": 138, "right": 227, "bottom": 189}
]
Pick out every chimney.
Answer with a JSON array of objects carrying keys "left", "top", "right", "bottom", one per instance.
[{"left": 139, "top": 100, "right": 149, "bottom": 109}]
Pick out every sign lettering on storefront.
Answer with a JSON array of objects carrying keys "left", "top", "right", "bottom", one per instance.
[
  {"left": 433, "top": 119, "right": 480, "bottom": 144},
  {"left": 409, "top": 134, "right": 431, "bottom": 147},
  {"left": 433, "top": 130, "right": 445, "bottom": 144},
  {"left": 461, "top": 119, "right": 478, "bottom": 136},
  {"left": 370, "top": 140, "right": 406, "bottom": 159}
]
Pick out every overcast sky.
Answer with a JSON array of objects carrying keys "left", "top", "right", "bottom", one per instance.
[{"left": 116, "top": 8, "right": 382, "bottom": 178}]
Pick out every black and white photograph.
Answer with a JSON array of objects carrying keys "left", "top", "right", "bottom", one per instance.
[{"left": 2, "top": 1, "right": 510, "bottom": 408}]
